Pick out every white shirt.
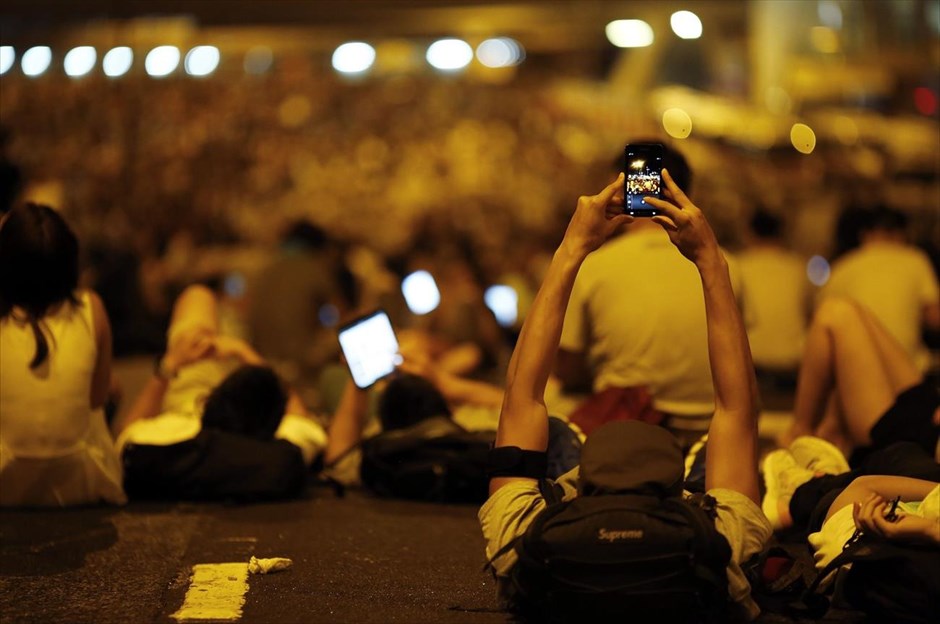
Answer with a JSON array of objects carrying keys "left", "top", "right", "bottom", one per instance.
[
  {"left": 560, "top": 227, "right": 742, "bottom": 416},
  {"left": 820, "top": 241, "right": 939, "bottom": 371},
  {"left": 737, "top": 245, "right": 810, "bottom": 370},
  {"left": 116, "top": 412, "right": 327, "bottom": 466}
]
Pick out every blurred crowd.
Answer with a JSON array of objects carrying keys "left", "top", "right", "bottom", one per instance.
[{"left": 2, "top": 68, "right": 938, "bottom": 378}]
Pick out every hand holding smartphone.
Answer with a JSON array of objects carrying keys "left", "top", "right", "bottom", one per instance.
[
  {"left": 337, "top": 310, "right": 401, "bottom": 389},
  {"left": 623, "top": 143, "right": 664, "bottom": 217}
]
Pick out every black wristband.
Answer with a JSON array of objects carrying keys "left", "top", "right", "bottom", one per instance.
[{"left": 487, "top": 446, "right": 548, "bottom": 479}]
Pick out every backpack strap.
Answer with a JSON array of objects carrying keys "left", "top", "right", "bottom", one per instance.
[
  {"left": 538, "top": 478, "right": 565, "bottom": 506},
  {"left": 481, "top": 478, "right": 565, "bottom": 574},
  {"left": 787, "top": 529, "right": 879, "bottom": 619},
  {"left": 666, "top": 495, "right": 732, "bottom": 587}
]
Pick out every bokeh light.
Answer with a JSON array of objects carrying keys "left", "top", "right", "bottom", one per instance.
[
  {"left": 807, "top": 256, "right": 830, "bottom": 287},
  {"left": 0, "top": 46, "right": 14, "bottom": 75},
  {"left": 223, "top": 272, "right": 246, "bottom": 298},
  {"left": 402, "top": 270, "right": 441, "bottom": 315},
  {"left": 476, "top": 38, "right": 524, "bottom": 68},
  {"left": 485, "top": 285, "right": 518, "bottom": 327},
  {"left": 606, "top": 20, "right": 654, "bottom": 48},
  {"left": 663, "top": 108, "right": 693, "bottom": 139},
  {"left": 332, "top": 42, "right": 376, "bottom": 74},
  {"left": 244, "top": 46, "right": 273, "bottom": 75},
  {"left": 102, "top": 47, "right": 133, "bottom": 77},
  {"left": 21, "top": 46, "right": 52, "bottom": 77},
  {"left": 64, "top": 46, "right": 97, "bottom": 78},
  {"left": 670, "top": 11, "right": 703, "bottom": 39},
  {"left": 790, "top": 123, "right": 817, "bottom": 154},
  {"left": 426, "top": 39, "right": 473, "bottom": 71},
  {"left": 318, "top": 304, "right": 340, "bottom": 328},
  {"left": 184, "top": 46, "right": 220, "bottom": 76},
  {"left": 818, "top": 0, "right": 843, "bottom": 30},
  {"left": 145, "top": 46, "right": 180, "bottom": 77}
]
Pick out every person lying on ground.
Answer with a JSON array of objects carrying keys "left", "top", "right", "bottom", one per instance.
[{"left": 113, "top": 285, "right": 327, "bottom": 502}]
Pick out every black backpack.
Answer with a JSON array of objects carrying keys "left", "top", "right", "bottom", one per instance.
[
  {"left": 792, "top": 530, "right": 940, "bottom": 624},
  {"left": 503, "top": 483, "right": 732, "bottom": 623},
  {"left": 360, "top": 416, "right": 493, "bottom": 503},
  {"left": 123, "top": 429, "right": 306, "bottom": 502}
]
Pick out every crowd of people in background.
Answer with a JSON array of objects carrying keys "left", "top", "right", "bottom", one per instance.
[{"left": 1, "top": 69, "right": 938, "bottom": 621}]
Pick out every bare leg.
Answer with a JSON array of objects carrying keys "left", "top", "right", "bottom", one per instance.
[
  {"left": 789, "top": 298, "right": 896, "bottom": 447},
  {"left": 854, "top": 303, "right": 920, "bottom": 394},
  {"left": 813, "top": 395, "right": 853, "bottom": 457},
  {"left": 166, "top": 285, "right": 220, "bottom": 348}
]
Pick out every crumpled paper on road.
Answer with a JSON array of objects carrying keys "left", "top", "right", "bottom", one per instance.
[{"left": 248, "top": 556, "right": 292, "bottom": 575}]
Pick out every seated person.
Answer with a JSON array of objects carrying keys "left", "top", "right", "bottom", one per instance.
[
  {"left": 780, "top": 296, "right": 939, "bottom": 465},
  {"left": 554, "top": 146, "right": 744, "bottom": 445},
  {"left": 1, "top": 203, "right": 125, "bottom": 507},
  {"left": 480, "top": 170, "right": 771, "bottom": 620},
  {"left": 764, "top": 298, "right": 938, "bottom": 533},
  {"left": 112, "top": 285, "right": 327, "bottom": 502}
]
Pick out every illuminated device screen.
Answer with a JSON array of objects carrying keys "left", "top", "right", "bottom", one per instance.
[
  {"left": 338, "top": 310, "right": 401, "bottom": 389},
  {"left": 625, "top": 145, "right": 663, "bottom": 215}
]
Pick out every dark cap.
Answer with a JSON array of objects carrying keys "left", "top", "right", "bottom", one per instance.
[{"left": 578, "top": 421, "right": 684, "bottom": 497}]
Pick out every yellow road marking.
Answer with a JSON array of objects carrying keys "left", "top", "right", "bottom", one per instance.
[{"left": 172, "top": 563, "right": 250, "bottom": 621}]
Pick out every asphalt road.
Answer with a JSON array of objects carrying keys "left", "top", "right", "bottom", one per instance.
[
  {"left": 0, "top": 485, "right": 868, "bottom": 624},
  {"left": 1, "top": 491, "right": 504, "bottom": 624}
]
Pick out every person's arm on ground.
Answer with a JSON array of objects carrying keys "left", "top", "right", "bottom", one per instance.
[
  {"left": 323, "top": 378, "right": 370, "bottom": 465},
  {"left": 491, "top": 174, "right": 630, "bottom": 495},
  {"left": 852, "top": 489, "right": 940, "bottom": 546},
  {"left": 646, "top": 169, "right": 760, "bottom": 504},
  {"left": 110, "top": 331, "right": 214, "bottom": 437},
  {"left": 824, "top": 475, "right": 938, "bottom": 523}
]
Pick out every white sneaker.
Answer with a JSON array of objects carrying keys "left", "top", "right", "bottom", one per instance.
[
  {"left": 789, "top": 436, "right": 850, "bottom": 476},
  {"left": 761, "top": 449, "right": 815, "bottom": 531}
]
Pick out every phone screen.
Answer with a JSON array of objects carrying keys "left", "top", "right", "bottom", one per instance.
[
  {"left": 337, "top": 310, "right": 401, "bottom": 389},
  {"left": 624, "top": 143, "right": 664, "bottom": 217}
]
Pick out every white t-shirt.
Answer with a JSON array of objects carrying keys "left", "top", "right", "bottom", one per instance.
[
  {"left": 820, "top": 242, "right": 939, "bottom": 371},
  {"left": 560, "top": 228, "right": 742, "bottom": 417},
  {"left": 737, "top": 245, "right": 810, "bottom": 370},
  {"left": 116, "top": 412, "right": 327, "bottom": 466}
]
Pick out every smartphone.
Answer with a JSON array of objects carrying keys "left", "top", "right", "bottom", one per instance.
[
  {"left": 337, "top": 310, "right": 401, "bottom": 389},
  {"left": 624, "top": 143, "right": 664, "bottom": 217}
]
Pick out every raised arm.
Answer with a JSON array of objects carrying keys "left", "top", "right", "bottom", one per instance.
[
  {"left": 646, "top": 169, "right": 760, "bottom": 504},
  {"left": 323, "top": 378, "right": 370, "bottom": 465},
  {"left": 490, "top": 174, "right": 630, "bottom": 494}
]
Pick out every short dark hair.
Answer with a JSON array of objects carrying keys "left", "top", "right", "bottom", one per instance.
[
  {"left": 0, "top": 202, "right": 80, "bottom": 368},
  {"left": 202, "top": 365, "right": 288, "bottom": 439},
  {"left": 378, "top": 373, "right": 451, "bottom": 431},
  {"left": 613, "top": 142, "right": 693, "bottom": 195},
  {"left": 864, "top": 205, "right": 907, "bottom": 233},
  {"left": 749, "top": 209, "right": 782, "bottom": 239}
]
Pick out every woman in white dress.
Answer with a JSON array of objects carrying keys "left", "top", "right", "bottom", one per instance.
[{"left": 0, "top": 203, "right": 125, "bottom": 506}]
